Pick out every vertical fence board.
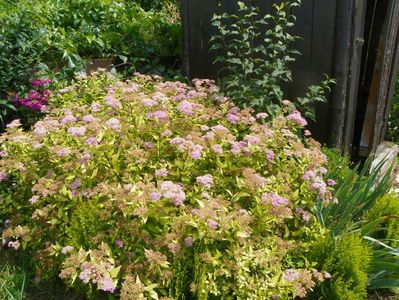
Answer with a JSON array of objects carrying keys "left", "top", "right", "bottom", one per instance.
[
  {"left": 311, "top": 0, "right": 337, "bottom": 141},
  {"left": 187, "top": 0, "right": 205, "bottom": 78}
]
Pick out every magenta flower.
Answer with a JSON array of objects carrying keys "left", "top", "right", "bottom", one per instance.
[
  {"left": 82, "top": 115, "right": 97, "bottom": 123},
  {"left": 148, "top": 110, "right": 168, "bottom": 121}
]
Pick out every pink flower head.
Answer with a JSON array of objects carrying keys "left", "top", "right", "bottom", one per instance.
[
  {"left": 115, "top": 240, "right": 124, "bottom": 248},
  {"left": 282, "top": 100, "right": 293, "bottom": 106},
  {"left": 262, "top": 193, "right": 289, "bottom": 207},
  {"left": 82, "top": 115, "right": 97, "bottom": 123},
  {"left": 161, "top": 129, "right": 172, "bottom": 137},
  {"left": 6, "top": 119, "right": 22, "bottom": 128},
  {"left": 283, "top": 269, "right": 300, "bottom": 282},
  {"left": 184, "top": 237, "right": 193, "bottom": 247},
  {"left": 302, "top": 170, "right": 316, "bottom": 181},
  {"left": 148, "top": 110, "right": 168, "bottom": 121},
  {"left": 327, "top": 179, "right": 336, "bottom": 186},
  {"left": 256, "top": 112, "right": 268, "bottom": 119},
  {"left": 56, "top": 148, "right": 71, "bottom": 157},
  {"left": 304, "top": 130, "right": 312, "bottom": 136},
  {"left": 150, "top": 192, "right": 161, "bottom": 202},
  {"left": 196, "top": 174, "right": 213, "bottom": 189},
  {"left": 0, "top": 172, "right": 8, "bottom": 182},
  {"left": 91, "top": 102, "right": 102, "bottom": 112},
  {"left": 67, "top": 126, "right": 86, "bottom": 137},
  {"left": 61, "top": 114, "right": 77, "bottom": 125},
  {"left": 160, "top": 181, "right": 186, "bottom": 206},
  {"left": 29, "top": 195, "right": 40, "bottom": 205},
  {"left": 141, "top": 98, "right": 158, "bottom": 107},
  {"left": 287, "top": 110, "right": 307, "bottom": 127},
  {"left": 70, "top": 178, "right": 82, "bottom": 190},
  {"left": 104, "top": 95, "right": 122, "bottom": 109},
  {"left": 8, "top": 240, "right": 20, "bottom": 250},
  {"left": 211, "top": 144, "right": 223, "bottom": 155},
  {"left": 33, "top": 126, "right": 47, "bottom": 137},
  {"left": 99, "top": 277, "right": 116, "bottom": 293},
  {"left": 266, "top": 150, "right": 275, "bottom": 163},
  {"left": 178, "top": 100, "right": 195, "bottom": 115},
  {"left": 155, "top": 168, "right": 168, "bottom": 177},
  {"left": 190, "top": 145, "right": 203, "bottom": 160},
  {"left": 227, "top": 113, "right": 240, "bottom": 124},
  {"left": 85, "top": 137, "right": 99, "bottom": 146},
  {"left": 105, "top": 118, "right": 121, "bottom": 131},
  {"left": 206, "top": 219, "right": 218, "bottom": 230},
  {"left": 61, "top": 246, "right": 74, "bottom": 254}
]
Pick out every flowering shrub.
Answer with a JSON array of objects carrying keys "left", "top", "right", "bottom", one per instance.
[{"left": 0, "top": 73, "right": 335, "bottom": 298}]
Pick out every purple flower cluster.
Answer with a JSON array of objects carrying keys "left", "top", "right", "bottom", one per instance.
[
  {"left": 31, "top": 78, "right": 52, "bottom": 87},
  {"left": 283, "top": 269, "right": 300, "bottom": 282},
  {"left": 196, "top": 174, "right": 214, "bottom": 189},
  {"left": 160, "top": 181, "right": 186, "bottom": 206},
  {"left": 12, "top": 78, "right": 52, "bottom": 111}
]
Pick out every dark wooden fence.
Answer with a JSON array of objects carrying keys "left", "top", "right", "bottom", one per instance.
[{"left": 181, "top": 0, "right": 399, "bottom": 156}]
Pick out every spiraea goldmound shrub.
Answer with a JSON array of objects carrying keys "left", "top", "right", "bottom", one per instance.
[{"left": 0, "top": 73, "right": 336, "bottom": 298}]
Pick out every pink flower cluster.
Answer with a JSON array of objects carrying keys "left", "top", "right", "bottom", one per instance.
[{"left": 160, "top": 181, "right": 186, "bottom": 206}]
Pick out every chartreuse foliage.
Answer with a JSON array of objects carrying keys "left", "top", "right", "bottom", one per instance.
[
  {"left": 0, "top": 72, "right": 335, "bottom": 298},
  {"left": 321, "top": 234, "right": 372, "bottom": 300}
]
